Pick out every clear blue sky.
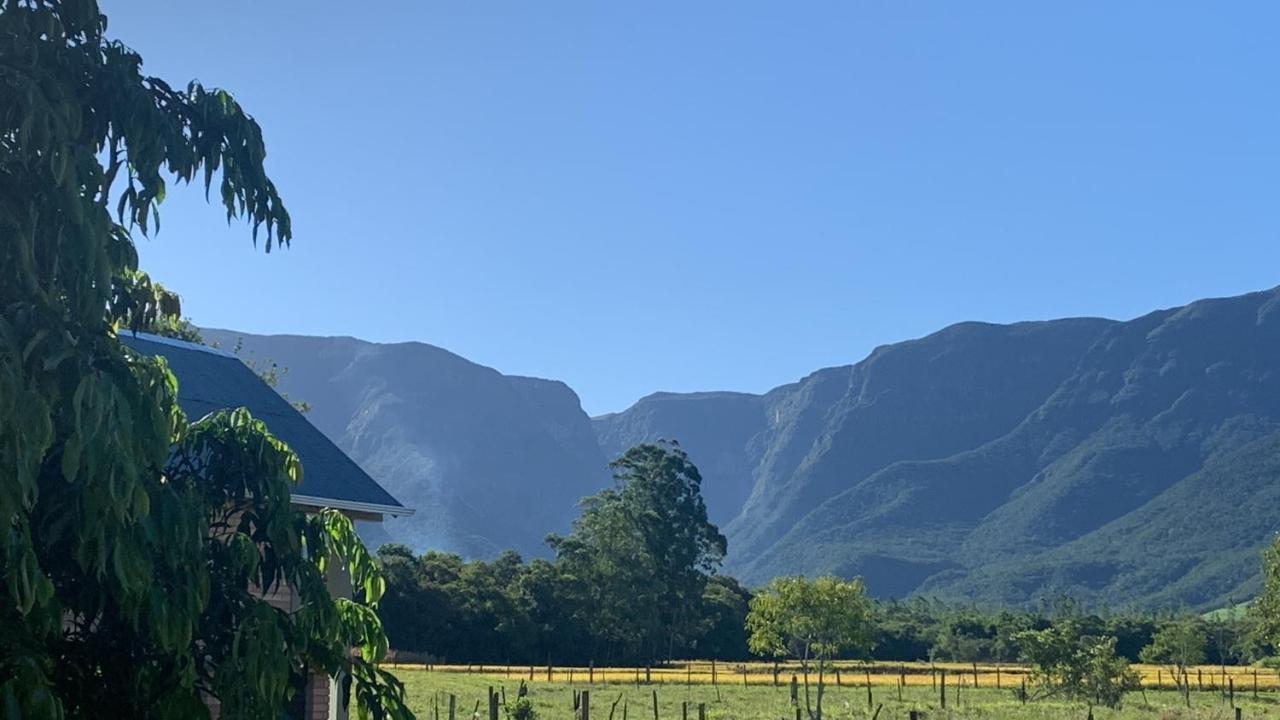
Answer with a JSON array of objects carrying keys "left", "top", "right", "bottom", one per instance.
[{"left": 109, "top": 2, "right": 1280, "bottom": 415}]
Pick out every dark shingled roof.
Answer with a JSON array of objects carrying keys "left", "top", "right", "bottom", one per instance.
[{"left": 120, "top": 332, "right": 407, "bottom": 514}]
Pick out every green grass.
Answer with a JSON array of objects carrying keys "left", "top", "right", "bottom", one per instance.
[{"left": 391, "top": 668, "right": 1280, "bottom": 719}]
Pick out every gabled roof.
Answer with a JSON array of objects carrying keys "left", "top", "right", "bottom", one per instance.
[{"left": 120, "top": 332, "right": 410, "bottom": 518}]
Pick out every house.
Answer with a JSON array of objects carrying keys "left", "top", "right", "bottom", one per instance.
[{"left": 120, "top": 331, "right": 412, "bottom": 720}]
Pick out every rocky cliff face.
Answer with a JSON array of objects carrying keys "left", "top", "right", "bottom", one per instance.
[{"left": 202, "top": 329, "right": 610, "bottom": 559}]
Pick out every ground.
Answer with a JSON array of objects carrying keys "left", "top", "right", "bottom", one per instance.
[{"left": 389, "top": 663, "right": 1280, "bottom": 719}]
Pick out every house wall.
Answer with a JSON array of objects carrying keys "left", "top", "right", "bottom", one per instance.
[{"left": 204, "top": 506, "right": 374, "bottom": 720}]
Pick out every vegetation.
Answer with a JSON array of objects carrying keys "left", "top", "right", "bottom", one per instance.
[
  {"left": 1017, "top": 621, "right": 1140, "bottom": 709},
  {"left": 1140, "top": 618, "right": 1207, "bottom": 702},
  {"left": 0, "top": 1, "right": 407, "bottom": 717},
  {"left": 390, "top": 668, "right": 1280, "bottom": 720},
  {"left": 745, "top": 576, "right": 873, "bottom": 720},
  {"left": 379, "top": 443, "right": 745, "bottom": 666}
]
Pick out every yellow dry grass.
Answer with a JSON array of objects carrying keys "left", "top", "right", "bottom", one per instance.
[{"left": 386, "top": 659, "right": 1280, "bottom": 691}]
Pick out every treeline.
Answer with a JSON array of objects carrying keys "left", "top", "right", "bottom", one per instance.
[
  {"left": 377, "top": 545, "right": 1266, "bottom": 667},
  {"left": 379, "top": 442, "right": 745, "bottom": 665},
  {"left": 374, "top": 442, "right": 1273, "bottom": 668}
]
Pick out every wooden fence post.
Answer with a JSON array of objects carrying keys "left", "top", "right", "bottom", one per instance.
[
  {"left": 697, "top": 703, "right": 705, "bottom": 720},
  {"left": 773, "top": 661, "right": 779, "bottom": 688},
  {"left": 681, "top": 701, "right": 687, "bottom": 720},
  {"left": 581, "top": 690, "right": 590, "bottom": 720},
  {"left": 711, "top": 660, "right": 717, "bottom": 686},
  {"left": 790, "top": 675, "right": 798, "bottom": 704},
  {"left": 488, "top": 687, "right": 498, "bottom": 720},
  {"left": 647, "top": 666, "right": 652, "bottom": 685},
  {"left": 651, "top": 690, "right": 658, "bottom": 720},
  {"left": 835, "top": 669, "right": 841, "bottom": 687},
  {"left": 548, "top": 663, "right": 553, "bottom": 683},
  {"left": 448, "top": 694, "right": 456, "bottom": 720},
  {"left": 864, "top": 668, "right": 872, "bottom": 709},
  {"left": 972, "top": 662, "right": 978, "bottom": 689},
  {"left": 1020, "top": 678, "right": 1026, "bottom": 705},
  {"left": 940, "top": 670, "right": 946, "bottom": 709},
  {"left": 996, "top": 664, "right": 1001, "bottom": 689},
  {"left": 1229, "top": 677, "right": 1235, "bottom": 708}
]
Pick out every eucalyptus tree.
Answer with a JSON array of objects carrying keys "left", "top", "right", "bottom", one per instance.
[
  {"left": 549, "top": 441, "right": 726, "bottom": 663},
  {"left": 0, "top": 1, "right": 409, "bottom": 717}
]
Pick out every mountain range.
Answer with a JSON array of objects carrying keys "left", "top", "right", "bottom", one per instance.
[{"left": 204, "top": 285, "right": 1280, "bottom": 610}]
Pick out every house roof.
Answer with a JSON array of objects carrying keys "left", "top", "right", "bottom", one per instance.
[{"left": 120, "top": 332, "right": 410, "bottom": 518}]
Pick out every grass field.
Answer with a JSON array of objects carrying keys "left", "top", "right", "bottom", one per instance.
[
  {"left": 390, "top": 660, "right": 1280, "bottom": 691},
  {"left": 390, "top": 664, "right": 1280, "bottom": 719}
]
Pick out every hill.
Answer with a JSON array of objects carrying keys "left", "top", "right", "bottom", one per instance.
[
  {"left": 201, "top": 330, "right": 610, "bottom": 559},
  {"left": 207, "top": 286, "right": 1280, "bottom": 609}
]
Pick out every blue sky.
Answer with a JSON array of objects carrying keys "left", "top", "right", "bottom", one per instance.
[{"left": 109, "top": 2, "right": 1280, "bottom": 415}]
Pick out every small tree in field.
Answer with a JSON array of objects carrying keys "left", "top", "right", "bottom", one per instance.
[
  {"left": 746, "top": 576, "right": 873, "bottom": 720},
  {"left": 1139, "top": 618, "right": 1205, "bottom": 705},
  {"left": 1017, "top": 621, "right": 1139, "bottom": 711}
]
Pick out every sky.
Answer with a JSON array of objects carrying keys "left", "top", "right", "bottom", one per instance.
[{"left": 108, "top": 2, "right": 1280, "bottom": 415}]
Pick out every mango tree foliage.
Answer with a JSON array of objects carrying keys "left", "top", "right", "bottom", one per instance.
[
  {"left": 0, "top": 1, "right": 410, "bottom": 717},
  {"left": 745, "top": 576, "right": 873, "bottom": 720}
]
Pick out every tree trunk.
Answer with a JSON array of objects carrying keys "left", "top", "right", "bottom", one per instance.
[
  {"left": 815, "top": 658, "right": 826, "bottom": 720},
  {"left": 801, "top": 644, "right": 814, "bottom": 720}
]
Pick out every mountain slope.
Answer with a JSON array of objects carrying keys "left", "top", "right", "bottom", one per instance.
[
  {"left": 202, "top": 329, "right": 610, "bottom": 558},
  {"left": 597, "top": 288, "right": 1280, "bottom": 608},
  {"left": 207, "top": 286, "right": 1280, "bottom": 610}
]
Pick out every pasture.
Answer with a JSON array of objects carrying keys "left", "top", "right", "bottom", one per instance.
[{"left": 391, "top": 662, "right": 1280, "bottom": 719}]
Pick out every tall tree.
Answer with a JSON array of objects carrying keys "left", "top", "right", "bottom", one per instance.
[
  {"left": 549, "top": 441, "right": 726, "bottom": 662},
  {"left": 0, "top": 2, "right": 408, "bottom": 717},
  {"left": 746, "top": 576, "right": 873, "bottom": 720}
]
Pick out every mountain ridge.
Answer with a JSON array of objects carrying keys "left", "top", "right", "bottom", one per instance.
[{"left": 204, "top": 285, "right": 1280, "bottom": 609}]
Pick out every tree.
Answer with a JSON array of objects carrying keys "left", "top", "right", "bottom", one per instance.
[
  {"left": 1252, "top": 533, "right": 1280, "bottom": 656},
  {"left": 549, "top": 441, "right": 726, "bottom": 662},
  {"left": 1017, "top": 622, "right": 1140, "bottom": 710},
  {"left": 694, "top": 575, "right": 752, "bottom": 661},
  {"left": 0, "top": 2, "right": 409, "bottom": 717},
  {"left": 1139, "top": 618, "right": 1205, "bottom": 705},
  {"left": 745, "top": 576, "right": 873, "bottom": 720}
]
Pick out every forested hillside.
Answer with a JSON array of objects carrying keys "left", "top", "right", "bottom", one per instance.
[{"left": 211, "top": 287, "right": 1280, "bottom": 609}]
